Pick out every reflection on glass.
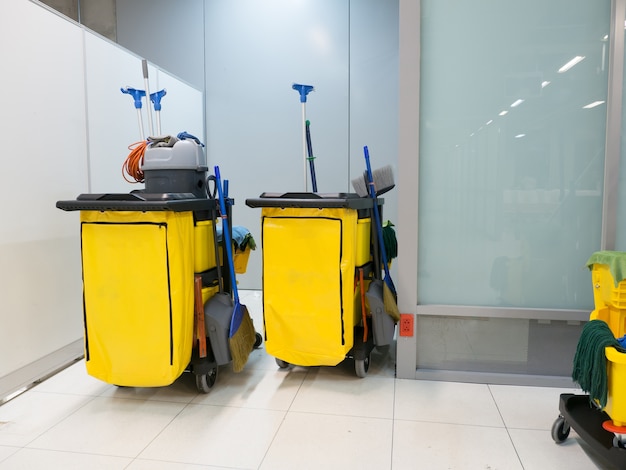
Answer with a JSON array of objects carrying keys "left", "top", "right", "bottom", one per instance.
[{"left": 418, "top": 0, "right": 610, "bottom": 310}]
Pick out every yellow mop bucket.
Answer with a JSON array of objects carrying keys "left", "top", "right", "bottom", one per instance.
[
  {"left": 587, "top": 252, "right": 626, "bottom": 429},
  {"left": 588, "top": 252, "right": 626, "bottom": 337}
]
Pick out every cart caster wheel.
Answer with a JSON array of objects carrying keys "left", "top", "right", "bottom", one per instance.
[
  {"left": 355, "top": 354, "right": 371, "bottom": 378},
  {"left": 195, "top": 366, "right": 218, "bottom": 394},
  {"left": 613, "top": 435, "right": 626, "bottom": 448},
  {"left": 276, "top": 358, "right": 290, "bottom": 369},
  {"left": 551, "top": 415, "right": 570, "bottom": 443},
  {"left": 254, "top": 332, "right": 263, "bottom": 349}
]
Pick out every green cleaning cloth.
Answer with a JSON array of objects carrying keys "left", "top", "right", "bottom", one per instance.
[
  {"left": 382, "top": 221, "right": 397, "bottom": 260},
  {"left": 586, "top": 251, "right": 626, "bottom": 287}
]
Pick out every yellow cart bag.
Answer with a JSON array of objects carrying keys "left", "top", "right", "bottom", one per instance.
[
  {"left": 260, "top": 203, "right": 368, "bottom": 367},
  {"left": 80, "top": 209, "right": 195, "bottom": 387}
]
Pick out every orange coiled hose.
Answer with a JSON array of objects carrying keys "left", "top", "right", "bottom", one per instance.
[{"left": 122, "top": 141, "right": 148, "bottom": 183}]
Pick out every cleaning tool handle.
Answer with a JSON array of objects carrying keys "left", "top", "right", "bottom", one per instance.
[
  {"left": 292, "top": 83, "right": 314, "bottom": 103},
  {"left": 305, "top": 120, "right": 318, "bottom": 192},
  {"left": 142, "top": 59, "right": 154, "bottom": 136},
  {"left": 142, "top": 59, "right": 149, "bottom": 79},
  {"left": 121, "top": 87, "right": 145, "bottom": 109},
  {"left": 206, "top": 175, "right": 223, "bottom": 293},
  {"left": 150, "top": 89, "right": 166, "bottom": 136},
  {"left": 364, "top": 146, "right": 394, "bottom": 289},
  {"left": 214, "top": 166, "right": 240, "bottom": 305},
  {"left": 150, "top": 89, "right": 167, "bottom": 111}
]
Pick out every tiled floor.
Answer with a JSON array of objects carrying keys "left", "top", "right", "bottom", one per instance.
[{"left": 0, "top": 291, "right": 615, "bottom": 469}]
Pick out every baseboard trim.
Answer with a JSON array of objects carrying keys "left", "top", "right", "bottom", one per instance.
[
  {"left": 413, "top": 369, "right": 576, "bottom": 388},
  {"left": 0, "top": 339, "right": 84, "bottom": 405}
]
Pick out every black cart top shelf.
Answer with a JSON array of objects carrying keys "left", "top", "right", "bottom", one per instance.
[
  {"left": 56, "top": 192, "right": 224, "bottom": 212},
  {"left": 245, "top": 192, "right": 379, "bottom": 210}
]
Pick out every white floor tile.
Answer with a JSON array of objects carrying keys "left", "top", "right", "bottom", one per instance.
[
  {"left": 242, "top": 345, "right": 285, "bottom": 371},
  {"left": 0, "top": 448, "right": 131, "bottom": 470},
  {"left": 191, "top": 366, "right": 306, "bottom": 410},
  {"left": 0, "top": 445, "right": 19, "bottom": 463},
  {"left": 394, "top": 379, "right": 505, "bottom": 427},
  {"left": 290, "top": 369, "right": 395, "bottom": 419},
  {"left": 0, "top": 391, "right": 95, "bottom": 447},
  {"left": 509, "top": 428, "right": 614, "bottom": 470},
  {"left": 26, "top": 396, "right": 187, "bottom": 458},
  {"left": 127, "top": 459, "right": 235, "bottom": 470},
  {"left": 98, "top": 374, "right": 198, "bottom": 403},
  {"left": 489, "top": 384, "right": 581, "bottom": 430},
  {"left": 0, "top": 290, "right": 600, "bottom": 469},
  {"left": 260, "top": 412, "right": 393, "bottom": 470},
  {"left": 139, "top": 404, "right": 285, "bottom": 468},
  {"left": 30, "top": 360, "right": 113, "bottom": 397},
  {"left": 392, "top": 420, "right": 523, "bottom": 470}
]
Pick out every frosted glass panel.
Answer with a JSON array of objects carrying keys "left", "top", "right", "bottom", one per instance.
[
  {"left": 418, "top": 0, "right": 610, "bottom": 310},
  {"left": 416, "top": 316, "right": 581, "bottom": 376}
]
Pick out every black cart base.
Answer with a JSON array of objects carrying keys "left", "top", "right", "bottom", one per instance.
[{"left": 553, "top": 393, "right": 626, "bottom": 469}]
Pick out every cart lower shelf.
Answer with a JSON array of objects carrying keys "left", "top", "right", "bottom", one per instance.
[{"left": 553, "top": 393, "right": 626, "bottom": 468}]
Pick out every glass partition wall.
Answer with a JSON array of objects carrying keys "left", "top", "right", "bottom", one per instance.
[{"left": 398, "top": 0, "right": 623, "bottom": 384}]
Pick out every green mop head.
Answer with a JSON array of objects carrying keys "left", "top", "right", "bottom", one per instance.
[
  {"left": 382, "top": 221, "right": 397, "bottom": 260},
  {"left": 572, "top": 319, "right": 626, "bottom": 408}
]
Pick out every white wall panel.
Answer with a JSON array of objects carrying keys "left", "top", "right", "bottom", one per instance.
[
  {"left": 204, "top": 0, "right": 350, "bottom": 289},
  {"left": 154, "top": 70, "right": 204, "bottom": 141},
  {"left": 0, "top": 0, "right": 87, "bottom": 377},
  {"left": 84, "top": 32, "right": 152, "bottom": 194},
  {"left": 1, "top": 0, "right": 205, "bottom": 388}
]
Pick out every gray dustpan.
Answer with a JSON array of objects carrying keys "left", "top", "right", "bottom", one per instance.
[
  {"left": 204, "top": 291, "right": 233, "bottom": 365},
  {"left": 366, "top": 280, "right": 395, "bottom": 347}
]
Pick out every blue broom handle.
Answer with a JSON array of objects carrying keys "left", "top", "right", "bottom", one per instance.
[
  {"left": 214, "top": 166, "right": 240, "bottom": 304},
  {"left": 364, "top": 146, "right": 395, "bottom": 293}
]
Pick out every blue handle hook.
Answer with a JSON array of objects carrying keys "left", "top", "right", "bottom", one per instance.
[
  {"left": 121, "top": 87, "right": 145, "bottom": 109},
  {"left": 150, "top": 89, "right": 167, "bottom": 111},
  {"left": 292, "top": 83, "right": 314, "bottom": 103}
]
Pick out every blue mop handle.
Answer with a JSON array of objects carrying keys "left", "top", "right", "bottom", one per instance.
[
  {"left": 364, "top": 146, "right": 395, "bottom": 293},
  {"left": 214, "top": 166, "right": 240, "bottom": 305}
]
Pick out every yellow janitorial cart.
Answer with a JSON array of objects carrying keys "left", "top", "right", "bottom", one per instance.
[
  {"left": 246, "top": 192, "right": 395, "bottom": 377},
  {"left": 57, "top": 136, "right": 260, "bottom": 393}
]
